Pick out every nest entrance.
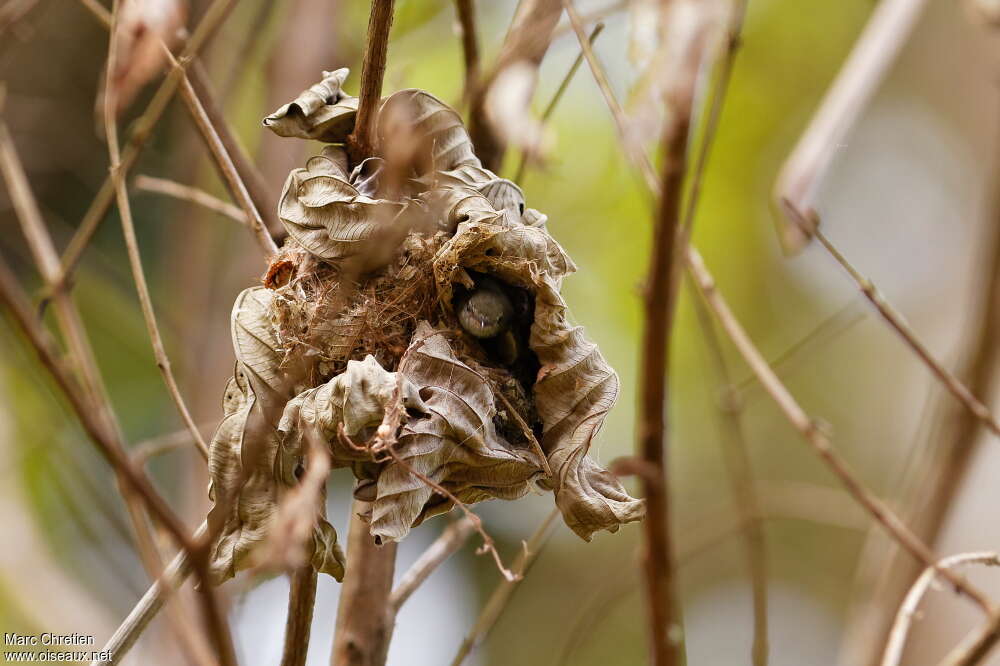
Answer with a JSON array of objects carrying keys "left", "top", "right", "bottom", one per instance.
[{"left": 265, "top": 232, "right": 541, "bottom": 450}]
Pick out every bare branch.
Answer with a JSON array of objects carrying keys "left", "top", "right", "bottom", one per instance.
[
  {"left": 469, "top": 0, "right": 562, "bottom": 170},
  {"left": 53, "top": 0, "right": 239, "bottom": 294},
  {"left": 450, "top": 508, "right": 560, "bottom": 666},
  {"left": 281, "top": 567, "right": 318, "bottom": 666},
  {"left": 134, "top": 175, "right": 248, "bottom": 226},
  {"left": 882, "top": 552, "right": 1000, "bottom": 666},
  {"left": 454, "top": 0, "right": 480, "bottom": 103},
  {"left": 814, "top": 228, "right": 1000, "bottom": 436},
  {"left": 685, "top": 246, "right": 995, "bottom": 614},
  {"left": 390, "top": 518, "right": 475, "bottom": 612},
  {"left": 163, "top": 48, "right": 278, "bottom": 256},
  {"left": 772, "top": 0, "right": 929, "bottom": 252},
  {"left": 331, "top": 502, "right": 398, "bottom": 666},
  {"left": 102, "top": 3, "right": 231, "bottom": 660},
  {"left": 513, "top": 21, "right": 604, "bottom": 183},
  {"left": 187, "top": 62, "right": 282, "bottom": 235},
  {"left": 348, "top": 0, "right": 396, "bottom": 163}
]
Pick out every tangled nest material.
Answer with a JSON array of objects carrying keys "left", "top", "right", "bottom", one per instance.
[{"left": 206, "top": 69, "right": 645, "bottom": 583}]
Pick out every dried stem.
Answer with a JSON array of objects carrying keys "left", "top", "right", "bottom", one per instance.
[
  {"left": 882, "top": 552, "right": 1000, "bottom": 666},
  {"left": 513, "top": 21, "right": 604, "bottom": 182},
  {"left": 450, "top": 508, "right": 560, "bottom": 666},
  {"left": 281, "top": 567, "right": 318, "bottom": 666},
  {"left": 187, "top": 61, "right": 281, "bottom": 235},
  {"left": 689, "top": 286, "right": 768, "bottom": 666},
  {"left": 347, "top": 0, "right": 395, "bottom": 164},
  {"left": 103, "top": 3, "right": 231, "bottom": 661},
  {"left": 389, "top": 517, "right": 476, "bottom": 612},
  {"left": 468, "top": 0, "right": 562, "bottom": 170},
  {"left": 163, "top": 48, "right": 278, "bottom": 257},
  {"left": 773, "top": 0, "right": 930, "bottom": 252},
  {"left": 92, "top": 522, "right": 208, "bottom": 665},
  {"left": 135, "top": 175, "right": 248, "bottom": 226},
  {"left": 814, "top": 228, "right": 1000, "bottom": 436},
  {"left": 53, "top": 0, "right": 238, "bottom": 294},
  {"left": 684, "top": 246, "right": 996, "bottom": 614},
  {"left": 454, "top": 0, "right": 480, "bottom": 104},
  {"left": 943, "top": 613, "right": 1000, "bottom": 666},
  {"left": 331, "top": 502, "right": 398, "bottom": 666},
  {"left": 1, "top": 112, "right": 209, "bottom": 661}
]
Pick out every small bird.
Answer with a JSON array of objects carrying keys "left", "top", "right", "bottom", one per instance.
[
  {"left": 456, "top": 275, "right": 538, "bottom": 391},
  {"left": 456, "top": 276, "right": 514, "bottom": 340}
]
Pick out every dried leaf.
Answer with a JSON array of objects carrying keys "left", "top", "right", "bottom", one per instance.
[
  {"left": 277, "top": 145, "right": 405, "bottom": 265},
  {"left": 262, "top": 68, "right": 359, "bottom": 142},
  {"left": 378, "top": 89, "right": 481, "bottom": 171},
  {"left": 102, "top": 0, "right": 187, "bottom": 114},
  {"left": 485, "top": 62, "right": 551, "bottom": 163},
  {"left": 208, "top": 287, "right": 345, "bottom": 582},
  {"left": 370, "top": 324, "right": 548, "bottom": 542}
]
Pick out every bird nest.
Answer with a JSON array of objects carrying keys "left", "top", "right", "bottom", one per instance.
[{"left": 205, "top": 70, "right": 645, "bottom": 583}]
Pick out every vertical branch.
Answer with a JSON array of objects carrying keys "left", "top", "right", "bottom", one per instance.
[
  {"left": 689, "top": 287, "right": 768, "bottom": 666},
  {"left": 347, "top": 0, "right": 396, "bottom": 164},
  {"left": 281, "top": 567, "right": 318, "bottom": 666},
  {"left": 103, "top": 3, "right": 234, "bottom": 662},
  {"left": 454, "top": 0, "right": 480, "bottom": 104},
  {"left": 331, "top": 503, "right": 399, "bottom": 666},
  {"left": 187, "top": 62, "right": 282, "bottom": 236},
  {"left": 468, "top": 0, "right": 562, "bottom": 170}
]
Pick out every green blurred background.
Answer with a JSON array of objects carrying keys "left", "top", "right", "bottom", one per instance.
[{"left": 3, "top": 0, "right": 1000, "bottom": 664}]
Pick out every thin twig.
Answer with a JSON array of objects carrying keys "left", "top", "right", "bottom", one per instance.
[
  {"left": 131, "top": 424, "right": 212, "bottom": 467},
  {"left": 280, "top": 567, "right": 318, "bottom": 666},
  {"left": 91, "top": 522, "right": 208, "bottom": 665},
  {"left": 163, "top": 47, "right": 278, "bottom": 256},
  {"left": 187, "top": 61, "right": 281, "bottom": 235},
  {"left": 468, "top": 0, "right": 562, "bottom": 171},
  {"left": 814, "top": 228, "right": 1000, "bottom": 436},
  {"left": 773, "top": 0, "right": 930, "bottom": 252},
  {"left": 454, "top": 0, "right": 480, "bottom": 104},
  {"left": 943, "top": 612, "right": 1000, "bottom": 666},
  {"left": 450, "top": 508, "right": 560, "bottom": 666},
  {"left": 103, "top": 3, "right": 232, "bottom": 661},
  {"left": 389, "top": 517, "right": 476, "bottom": 612},
  {"left": 348, "top": 0, "right": 396, "bottom": 164},
  {"left": 1, "top": 111, "right": 210, "bottom": 661},
  {"left": 882, "top": 552, "right": 1000, "bottom": 666},
  {"left": 53, "top": 0, "right": 238, "bottom": 295},
  {"left": 134, "top": 174, "right": 248, "bottom": 225},
  {"left": 685, "top": 246, "right": 996, "bottom": 614},
  {"left": 689, "top": 283, "right": 768, "bottom": 666},
  {"left": 494, "top": 390, "right": 552, "bottom": 478},
  {"left": 562, "top": 0, "right": 657, "bottom": 193},
  {"left": 512, "top": 21, "right": 604, "bottom": 183}
]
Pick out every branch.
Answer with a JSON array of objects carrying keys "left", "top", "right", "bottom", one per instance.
[
  {"left": 389, "top": 517, "right": 475, "bottom": 613},
  {"left": 454, "top": 0, "right": 479, "bottom": 104},
  {"left": 882, "top": 552, "right": 1000, "bottom": 666},
  {"left": 689, "top": 285, "right": 768, "bottom": 666},
  {"left": 163, "top": 47, "right": 278, "bottom": 256},
  {"left": 53, "top": 0, "right": 239, "bottom": 295},
  {"left": 512, "top": 21, "right": 604, "bottom": 183},
  {"left": 684, "top": 246, "right": 996, "bottom": 614},
  {"left": 331, "top": 502, "right": 398, "bottom": 666},
  {"left": 134, "top": 175, "right": 248, "bottom": 226},
  {"left": 102, "top": 3, "right": 232, "bottom": 661},
  {"left": 773, "top": 0, "right": 929, "bottom": 252},
  {"left": 187, "top": 61, "right": 282, "bottom": 235},
  {"left": 468, "top": 0, "right": 562, "bottom": 171},
  {"left": 347, "top": 0, "right": 395, "bottom": 164},
  {"left": 450, "top": 508, "right": 560, "bottom": 666},
  {"left": 814, "top": 228, "right": 1000, "bottom": 436},
  {"left": 280, "top": 567, "right": 317, "bottom": 666}
]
